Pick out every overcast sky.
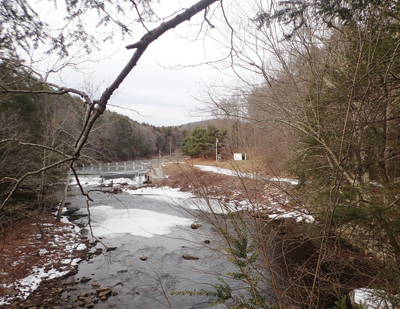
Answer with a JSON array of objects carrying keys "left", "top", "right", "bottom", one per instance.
[
  {"left": 58, "top": 30, "right": 221, "bottom": 127},
  {"left": 97, "top": 31, "right": 220, "bottom": 126},
  {"left": 30, "top": 0, "right": 248, "bottom": 127}
]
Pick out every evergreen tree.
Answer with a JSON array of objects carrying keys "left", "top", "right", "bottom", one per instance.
[{"left": 181, "top": 125, "right": 226, "bottom": 158}]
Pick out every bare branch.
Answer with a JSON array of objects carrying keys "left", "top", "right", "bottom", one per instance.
[
  {"left": 126, "top": 0, "right": 219, "bottom": 50},
  {"left": 0, "top": 138, "right": 70, "bottom": 158}
]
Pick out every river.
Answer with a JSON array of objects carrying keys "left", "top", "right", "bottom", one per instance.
[{"left": 60, "top": 161, "right": 268, "bottom": 308}]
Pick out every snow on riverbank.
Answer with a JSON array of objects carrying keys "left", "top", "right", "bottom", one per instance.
[
  {"left": 126, "top": 177, "right": 313, "bottom": 222},
  {"left": 127, "top": 185, "right": 231, "bottom": 214},
  {"left": 194, "top": 165, "right": 299, "bottom": 185},
  {"left": 0, "top": 217, "right": 85, "bottom": 306},
  {"left": 126, "top": 185, "right": 194, "bottom": 201},
  {"left": 352, "top": 288, "right": 396, "bottom": 309},
  {"left": 192, "top": 165, "right": 312, "bottom": 222}
]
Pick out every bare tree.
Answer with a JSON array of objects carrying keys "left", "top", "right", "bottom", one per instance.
[{"left": 200, "top": 0, "right": 400, "bottom": 307}]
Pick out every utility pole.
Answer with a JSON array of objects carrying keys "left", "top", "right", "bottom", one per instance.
[{"left": 216, "top": 138, "right": 218, "bottom": 162}]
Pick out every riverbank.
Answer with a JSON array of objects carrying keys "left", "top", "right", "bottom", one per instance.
[{"left": 0, "top": 215, "right": 88, "bottom": 307}]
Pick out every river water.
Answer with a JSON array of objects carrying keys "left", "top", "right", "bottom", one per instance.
[{"left": 60, "top": 161, "right": 273, "bottom": 309}]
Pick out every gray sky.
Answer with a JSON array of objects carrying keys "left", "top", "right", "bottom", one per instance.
[
  {"left": 28, "top": 0, "right": 261, "bottom": 127},
  {"left": 99, "top": 32, "right": 219, "bottom": 126},
  {"left": 58, "top": 31, "right": 220, "bottom": 126},
  {"left": 30, "top": 0, "right": 236, "bottom": 127}
]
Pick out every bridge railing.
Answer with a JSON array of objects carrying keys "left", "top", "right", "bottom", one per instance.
[{"left": 75, "top": 160, "right": 159, "bottom": 171}]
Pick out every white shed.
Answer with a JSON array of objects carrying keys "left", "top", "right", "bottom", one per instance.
[{"left": 234, "top": 153, "right": 246, "bottom": 160}]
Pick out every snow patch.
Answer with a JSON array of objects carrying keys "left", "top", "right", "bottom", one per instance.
[
  {"left": 268, "top": 211, "right": 314, "bottom": 223},
  {"left": 75, "top": 243, "right": 86, "bottom": 251},
  {"left": 126, "top": 186, "right": 194, "bottom": 201},
  {"left": 16, "top": 267, "right": 69, "bottom": 298},
  {"left": 0, "top": 220, "right": 83, "bottom": 306},
  {"left": 352, "top": 288, "right": 396, "bottom": 309},
  {"left": 194, "top": 165, "right": 299, "bottom": 185},
  {"left": 0, "top": 267, "right": 70, "bottom": 305},
  {"left": 39, "top": 249, "right": 49, "bottom": 256}
]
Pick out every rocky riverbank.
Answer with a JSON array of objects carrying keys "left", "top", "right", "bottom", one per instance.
[
  {"left": 0, "top": 217, "right": 127, "bottom": 309},
  {"left": 0, "top": 215, "right": 87, "bottom": 308}
]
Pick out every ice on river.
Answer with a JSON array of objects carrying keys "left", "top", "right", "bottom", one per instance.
[
  {"left": 69, "top": 175, "right": 142, "bottom": 187},
  {"left": 80, "top": 205, "right": 193, "bottom": 238},
  {"left": 126, "top": 186, "right": 194, "bottom": 201},
  {"left": 126, "top": 186, "right": 232, "bottom": 214}
]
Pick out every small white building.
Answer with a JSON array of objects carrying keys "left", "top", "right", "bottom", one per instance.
[{"left": 234, "top": 153, "right": 246, "bottom": 160}]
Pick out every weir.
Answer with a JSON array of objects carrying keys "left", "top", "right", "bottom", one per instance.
[{"left": 74, "top": 159, "right": 165, "bottom": 184}]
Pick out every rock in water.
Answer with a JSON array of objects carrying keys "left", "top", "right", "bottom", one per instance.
[
  {"left": 92, "top": 282, "right": 101, "bottom": 288},
  {"left": 190, "top": 223, "right": 202, "bottom": 229},
  {"left": 182, "top": 254, "right": 199, "bottom": 260},
  {"left": 80, "top": 277, "right": 91, "bottom": 283}
]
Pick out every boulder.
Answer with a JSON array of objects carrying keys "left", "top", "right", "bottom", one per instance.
[
  {"left": 182, "top": 254, "right": 199, "bottom": 260},
  {"left": 191, "top": 223, "right": 202, "bottom": 229},
  {"left": 96, "top": 287, "right": 112, "bottom": 301},
  {"left": 117, "top": 269, "right": 128, "bottom": 273},
  {"left": 80, "top": 277, "right": 91, "bottom": 283},
  {"left": 92, "top": 282, "right": 101, "bottom": 288},
  {"left": 78, "top": 292, "right": 89, "bottom": 298}
]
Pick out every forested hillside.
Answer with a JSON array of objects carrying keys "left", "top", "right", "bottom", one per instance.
[{"left": 89, "top": 113, "right": 188, "bottom": 161}]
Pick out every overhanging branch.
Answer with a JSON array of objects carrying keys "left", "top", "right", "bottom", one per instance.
[
  {"left": 0, "top": 138, "right": 70, "bottom": 158},
  {"left": 126, "top": 0, "right": 218, "bottom": 50}
]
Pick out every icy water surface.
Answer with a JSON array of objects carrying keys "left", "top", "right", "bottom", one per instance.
[{"left": 61, "top": 165, "right": 244, "bottom": 309}]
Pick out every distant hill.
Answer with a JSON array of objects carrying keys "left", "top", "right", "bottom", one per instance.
[{"left": 178, "top": 119, "right": 215, "bottom": 131}]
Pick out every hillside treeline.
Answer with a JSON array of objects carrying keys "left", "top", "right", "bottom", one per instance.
[
  {"left": 90, "top": 113, "right": 188, "bottom": 161},
  {"left": 0, "top": 61, "right": 189, "bottom": 160}
]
